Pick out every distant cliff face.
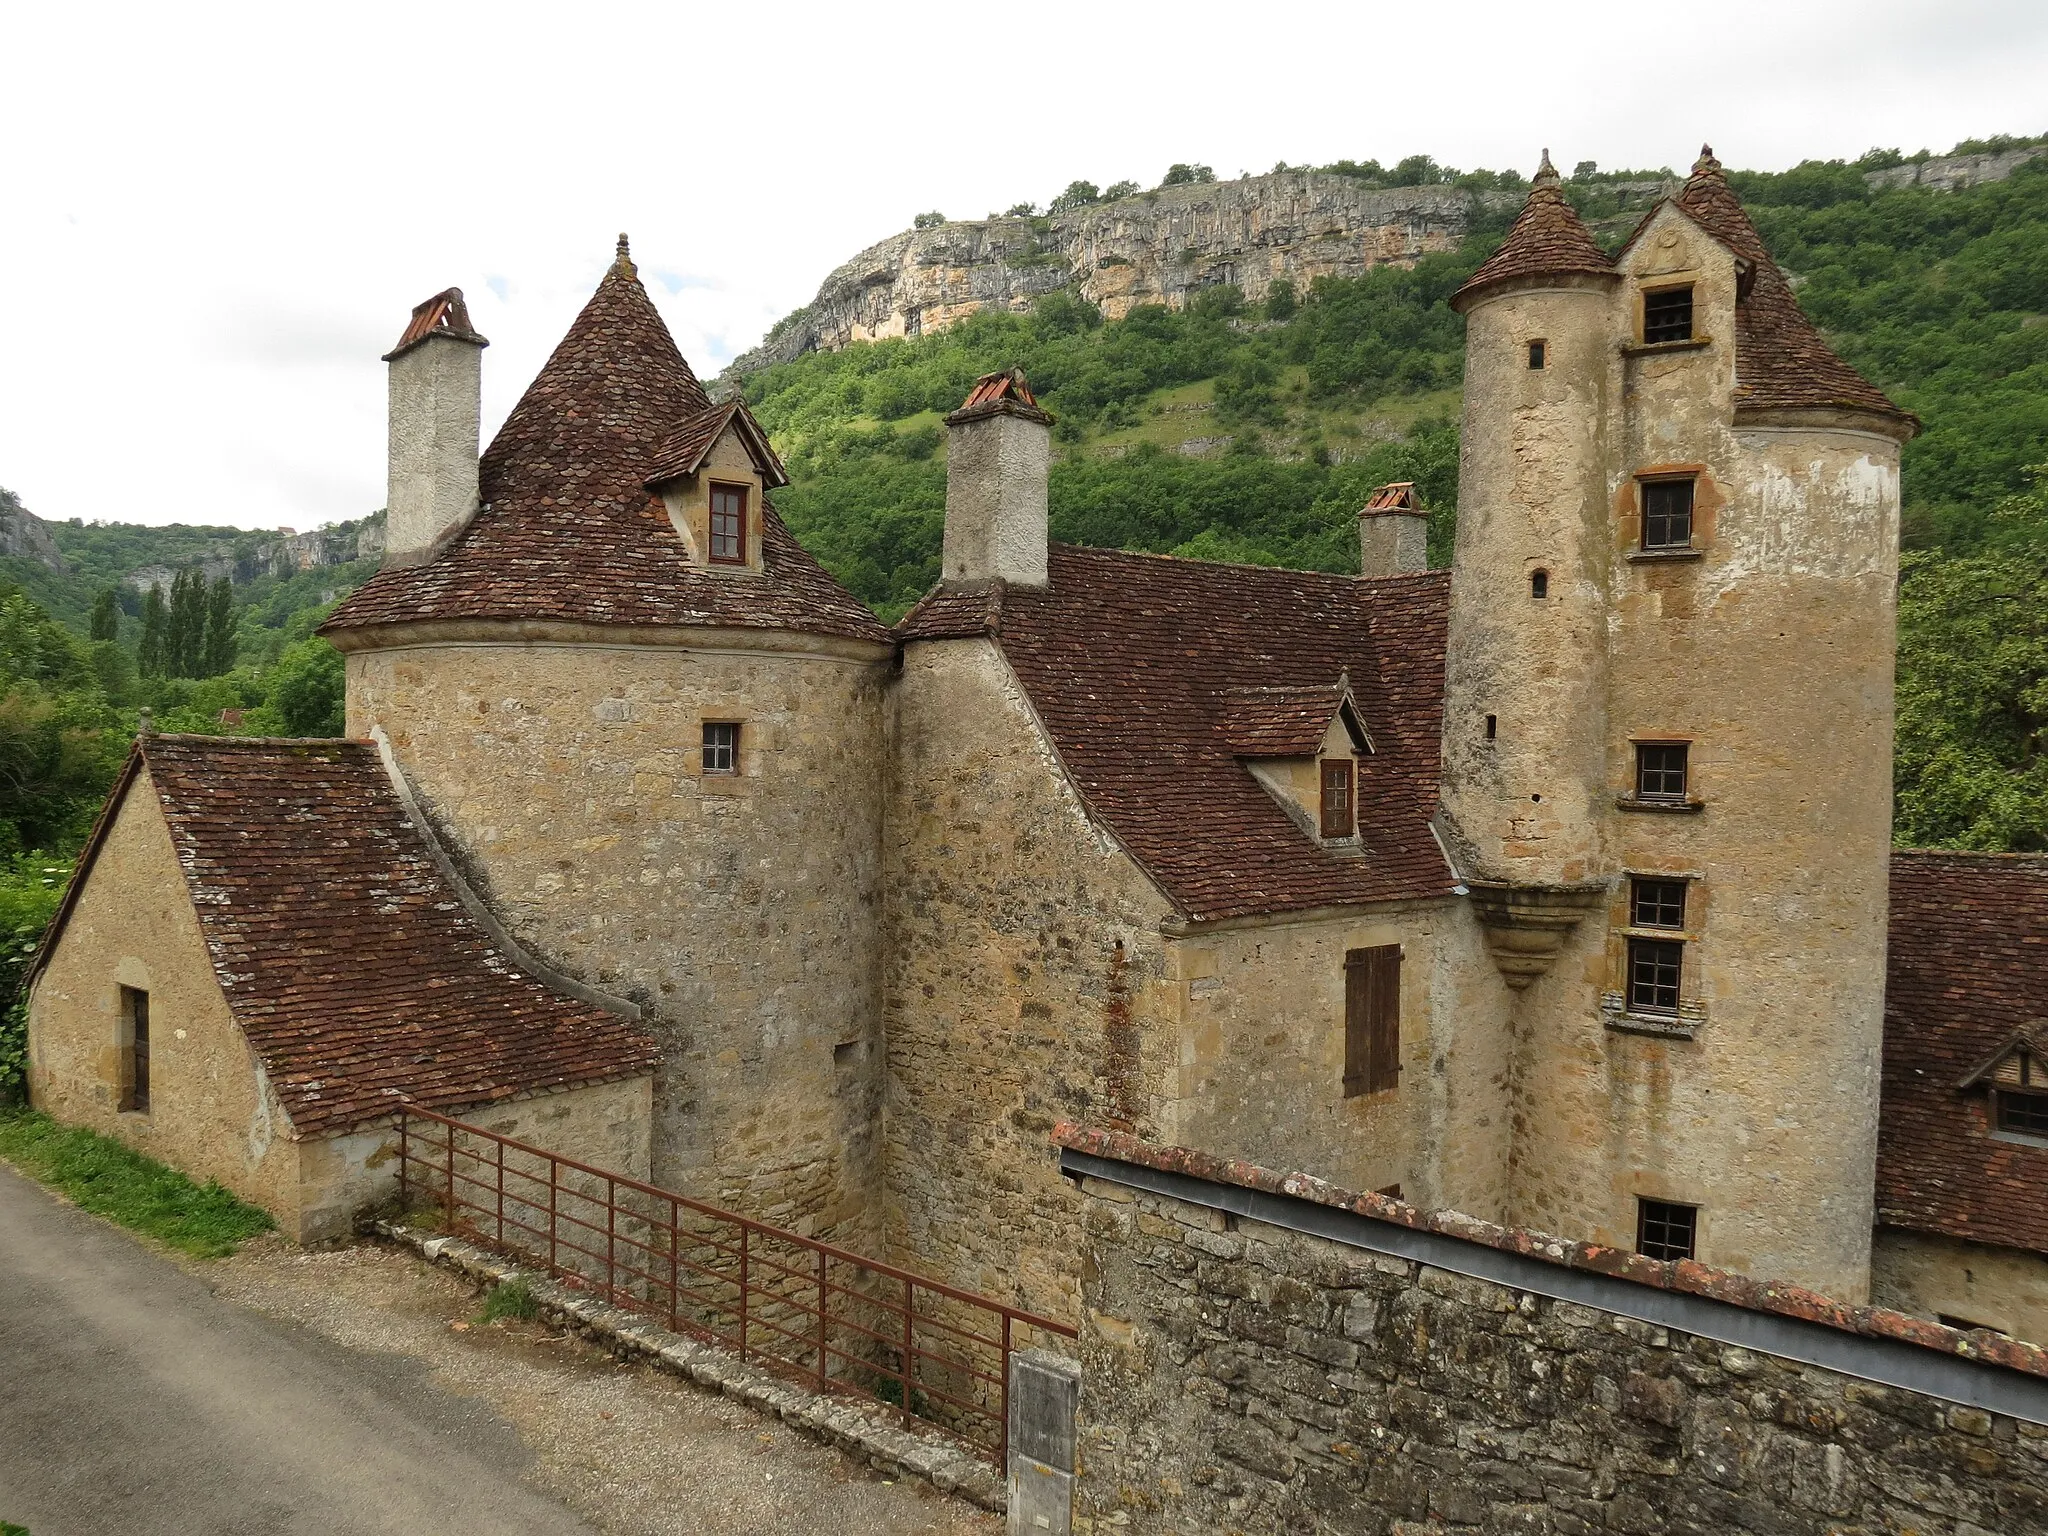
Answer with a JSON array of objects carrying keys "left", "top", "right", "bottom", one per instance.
[
  {"left": 0, "top": 488, "right": 66, "bottom": 572},
  {"left": 730, "top": 172, "right": 1626, "bottom": 375},
  {"left": 121, "top": 515, "right": 383, "bottom": 596}
]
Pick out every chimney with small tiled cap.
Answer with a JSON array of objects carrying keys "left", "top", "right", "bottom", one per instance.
[
  {"left": 381, "top": 286, "right": 488, "bottom": 568},
  {"left": 941, "top": 367, "right": 1053, "bottom": 588},
  {"left": 1358, "top": 482, "right": 1428, "bottom": 577}
]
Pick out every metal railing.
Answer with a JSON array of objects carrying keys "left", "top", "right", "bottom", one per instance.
[{"left": 394, "top": 1105, "right": 1074, "bottom": 1464}]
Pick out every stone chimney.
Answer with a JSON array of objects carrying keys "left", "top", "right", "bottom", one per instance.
[
  {"left": 941, "top": 368, "right": 1052, "bottom": 588},
  {"left": 1358, "top": 482, "right": 1429, "bottom": 577},
  {"left": 382, "top": 288, "right": 488, "bottom": 569}
]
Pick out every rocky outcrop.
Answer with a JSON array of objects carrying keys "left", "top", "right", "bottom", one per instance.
[
  {"left": 119, "top": 516, "right": 384, "bottom": 595},
  {"left": 0, "top": 487, "right": 66, "bottom": 572},
  {"left": 1864, "top": 145, "right": 2043, "bottom": 193}
]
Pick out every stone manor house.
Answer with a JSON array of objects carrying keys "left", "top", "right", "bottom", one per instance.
[{"left": 26, "top": 151, "right": 2048, "bottom": 1344}]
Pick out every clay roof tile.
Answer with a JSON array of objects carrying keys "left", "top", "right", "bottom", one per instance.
[{"left": 1453, "top": 152, "right": 1616, "bottom": 308}]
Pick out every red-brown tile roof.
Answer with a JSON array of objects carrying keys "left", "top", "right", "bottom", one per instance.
[
  {"left": 897, "top": 548, "right": 1454, "bottom": 921},
  {"left": 1656, "top": 147, "right": 1913, "bottom": 426},
  {"left": 125, "top": 735, "right": 657, "bottom": 1137},
  {"left": 948, "top": 367, "right": 1051, "bottom": 424},
  {"left": 1453, "top": 153, "right": 1616, "bottom": 307},
  {"left": 1362, "top": 482, "right": 1421, "bottom": 514},
  {"left": 1879, "top": 850, "right": 2048, "bottom": 1255},
  {"left": 324, "top": 254, "right": 886, "bottom": 645},
  {"left": 382, "top": 287, "right": 487, "bottom": 362},
  {"left": 642, "top": 398, "right": 788, "bottom": 491},
  {"left": 1217, "top": 683, "right": 1354, "bottom": 758}
]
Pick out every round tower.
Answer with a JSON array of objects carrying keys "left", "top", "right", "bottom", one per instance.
[{"left": 1441, "top": 154, "right": 1621, "bottom": 903}]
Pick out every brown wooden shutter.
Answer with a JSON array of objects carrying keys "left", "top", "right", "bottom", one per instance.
[
  {"left": 1320, "top": 759, "right": 1355, "bottom": 839},
  {"left": 1343, "top": 945, "right": 1400, "bottom": 1098}
]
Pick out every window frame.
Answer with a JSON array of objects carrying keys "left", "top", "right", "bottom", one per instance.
[
  {"left": 701, "top": 720, "right": 741, "bottom": 775},
  {"left": 1626, "top": 935, "right": 1684, "bottom": 1016},
  {"left": 120, "top": 984, "right": 151, "bottom": 1114},
  {"left": 1634, "top": 742, "right": 1690, "bottom": 803},
  {"left": 707, "top": 481, "right": 749, "bottom": 566},
  {"left": 1630, "top": 877, "right": 1687, "bottom": 931},
  {"left": 1641, "top": 284, "right": 1695, "bottom": 345},
  {"left": 1527, "top": 339, "right": 1546, "bottom": 370},
  {"left": 1994, "top": 1089, "right": 2048, "bottom": 1142},
  {"left": 1530, "top": 569, "right": 1549, "bottom": 600},
  {"left": 1319, "top": 757, "right": 1355, "bottom": 840},
  {"left": 1343, "top": 945, "right": 1401, "bottom": 1099},
  {"left": 1639, "top": 476, "right": 1696, "bottom": 551},
  {"left": 1636, "top": 1197, "right": 1698, "bottom": 1261}
]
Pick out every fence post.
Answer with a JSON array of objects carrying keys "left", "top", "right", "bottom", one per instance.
[
  {"left": 815, "top": 1248, "right": 828, "bottom": 1386},
  {"left": 738, "top": 1226, "right": 751, "bottom": 1362},
  {"left": 1006, "top": 1350, "right": 1080, "bottom": 1536},
  {"left": 607, "top": 1179, "right": 617, "bottom": 1302},
  {"left": 667, "top": 1198, "right": 680, "bottom": 1333},
  {"left": 397, "top": 1112, "right": 409, "bottom": 1213},
  {"left": 495, "top": 1138, "right": 505, "bottom": 1247},
  {"left": 442, "top": 1121, "right": 455, "bottom": 1227},
  {"left": 548, "top": 1159, "right": 558, "bottom": 1275},
  {"left": 899, "top": 1276, "right": 914, "bottom": 1421}
]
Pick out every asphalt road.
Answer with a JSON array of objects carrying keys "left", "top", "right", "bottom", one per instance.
[{"left": 0, "top": 1163, "right": 594, "bottom": 1536}]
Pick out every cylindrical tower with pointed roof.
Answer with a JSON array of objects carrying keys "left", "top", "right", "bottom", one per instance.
[{"left": 323, "top": 241, "right": 894, "bottom": 1240}]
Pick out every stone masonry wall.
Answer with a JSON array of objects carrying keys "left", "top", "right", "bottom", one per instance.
[
  {"left": 348, "top": 631, "right": 890, "bottom": 1245},
  {"left": 1071, "top": 1154, "right": 2048, "bottom": 1536},
  {"left": 1872, "top": 1229, "right": 2048, "bottom": 1350}
]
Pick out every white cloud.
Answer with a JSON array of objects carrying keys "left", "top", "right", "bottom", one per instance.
[{"left": 0, "top": 0, "right": 2041, "bottom": 530}]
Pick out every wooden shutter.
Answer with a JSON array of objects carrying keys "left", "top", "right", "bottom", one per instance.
[
  {"left": 1320, "top": 759, "right": 1354, "bottom": 839},
  {"left": 1343, "top": 945, "right": 1400, "bottom": 1098}
]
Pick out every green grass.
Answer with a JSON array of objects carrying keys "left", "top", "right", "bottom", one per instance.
[
  {"left": 478, "top": 1277, "right": 540, "bottom": 1324},
  {"left": 5, "top": 1520, "right": 31, "bottom": 1534},
  {"left": 0, "top": 1110, "right": 274, "bottom": 1257}
]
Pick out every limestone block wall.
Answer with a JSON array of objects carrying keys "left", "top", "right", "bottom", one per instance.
[
  {"left": 1069, "top": 1146, "right": 2048, "bottom": 1536},
  {"left": 1167, "top": 900, "right": 1512, "bottom": 1219},
  {"left": 27, "top": 768, "right": 305, "bottom": 1224},
  {"left": 882, "top": 638, "right": 1178, "bottom": 1323},
  {"left": 1873, "top": 1229, "right": 2048, "bottom": 1347},
  {"left": 346, "top": 629, "right": 891, "bottom": 1243}
]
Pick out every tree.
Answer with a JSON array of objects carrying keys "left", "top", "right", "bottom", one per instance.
[
  {"left": 1572, "top": 160, "right": 1599, "bottom": 181},
  {"left": 912, "top": 211, "right": 947, "bottom": 230},
  {"left": 1389, "top": 155, "right": 1441, "bottom": 186},
  {"left": 258, "top": 639, "right": 346, "bottom": 737},
  {"left": 1159, "top": 164, "right": 1215, "bottom": 188},
  {"left": 1050, "top": 181, "right": 1101, "bottom": 213},
  {"left": 137, "top": 585, "right": 168, "bottom": 677},
  {"left": 1101, "top": 180, "right": 1140, "bottom": 201},
  {"left": 89, "top": 586, "right": 120, "bottom": 642},
  {"left": 1265, "top": 279, "right": 1298, "bottom": 321},
  {"left": 166, "top": 568, "right": 208, "bottom": 677},
  {"left": 202, "top": 575, "right": 236, "bottom": 676}
]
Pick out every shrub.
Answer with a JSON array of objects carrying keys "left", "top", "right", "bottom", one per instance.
[
  {"left": 911, "top": 211, "right": 946, "bottom": 230},
  {"left": 480, "top": 1277, "right": 541, "bottom": 1323},
  {"left": 1160, "top": 164, "right": 1214, "bottom": 188}
]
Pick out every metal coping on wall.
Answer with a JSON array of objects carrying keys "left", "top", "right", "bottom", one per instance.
[{"left": 1059, "top": 1147, "right": 2048, "bottom": 1427}]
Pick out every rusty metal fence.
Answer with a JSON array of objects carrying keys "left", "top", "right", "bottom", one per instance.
[{"left": 394, "top": 1105, "right": 1074, "bottom": 1463}]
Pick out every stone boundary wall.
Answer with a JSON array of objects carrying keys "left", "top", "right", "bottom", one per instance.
[{"left": 1058, "top": 1126, "right": 2048, "bottom": 1535}]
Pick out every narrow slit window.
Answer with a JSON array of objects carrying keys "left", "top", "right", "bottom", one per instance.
[
  {"left": 1343, "top": 945, "right": 1400, "bottom": 1098},
  {"left": 1627, "top": 937, "right": 1683, "bottom": 1015},
  {"left": 1530, "top": 570, "right": 1548, "bottom": 599},
  {"left": 1641, "top": 478, "right": 1695, "bottom": 550},
  {"left": 1636, "top": 1198, "right": 1697, "bottom": 1261},
  {"left": 1527, "top": 339, "right": 1546, "bottom": 370},
  {"left": 1635, "top": 743, "right": 1689, "bottom": 802},
  {"left": 1642, "top": 285, "right": 1694, "bottom": 344},
  {"left": 120, "top": 985, "right": 150, "bottom": 1113},
  {"left": 1631, "top": 877, "right": 1687, "bottom": 930},
  {"left": 1484, "top": 714, "right": 1497, "bottom": 741},
  {"left": 702, "top": 721, "right": 740, "bottom": 774},
  {"left": 1319, "top": 758, "right": 1355, "bottom": 839},
  {"left": 708, "top": 483, "right": 748, "bottom": 564}
]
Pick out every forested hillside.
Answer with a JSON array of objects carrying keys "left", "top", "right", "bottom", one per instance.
[{"left": 742, "top": 143, "right": 2048, "bottom": 853}]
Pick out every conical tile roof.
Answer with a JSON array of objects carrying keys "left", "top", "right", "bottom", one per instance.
[
  {"left": 1660, "top": 146, "right": 1912, "bottom": 424},
  {"left": 1452, "top": 152, "right": 1616, "bottom": 309},
  {"left": 326, "top": 241, "right": 888, "bottom": 643}
]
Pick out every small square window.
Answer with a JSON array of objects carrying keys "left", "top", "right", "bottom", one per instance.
[
  {"left": 1635, "top": 743, "right": 1689, "bottom": 802},
  {"left": 1631, "top": 878, "right": 1687, "bottom": 931},
  {"left": 1627, "top": 936, "right": 1683, "bottom": 1015},
  {"left": 1997, "top": 1091, "right": 2048, "bottom": 1139},
  {"left": 702, "top": 721, "right": 740, "bottom": 774},
  {"left": 1636, "top": 1198, "right": 1697, "bottom": 1261},
  {"left": 1319, "top": 758, "right": 1355, "bottom": 839},
  {"left": 1527, "top": 339, "right": 1546, "bottom": 370},
  {"left": 709, "top": 484, "right": 748, "bottom": 565},
  {"left": 1641, "top": 478, "right": 1694, "bottom": 550},
  {"left": 1643, "top": 286, "right": 1694, "bottom": 344}
]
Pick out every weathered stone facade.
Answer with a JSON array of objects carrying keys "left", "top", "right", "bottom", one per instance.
[
  {"left": 1069, "top": 1152, "right": 2048, "bottom": 1536},
  {"left": 346, "top": 627, "right": 891, "bottom": 1241},
  {"left": 1873, "top": 1230, "right": 2048, "bottom": 1350},
  {"left": 27, "top": 765, "right": 651, "bottom": 1241}
]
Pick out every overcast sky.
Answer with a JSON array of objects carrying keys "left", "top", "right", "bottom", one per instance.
[{"left": 2, "top": 0, "right": 2043, "bottom": 532}]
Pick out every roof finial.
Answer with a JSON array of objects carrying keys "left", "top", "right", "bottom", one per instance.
[
  {"left": 1692, "top": 144, "right": 1722, "bottom": 177},
  {"left": 1533, "top": 149, "right": 1560, "bottom": 188},
  {"left": 612, "top": 232, "right": 636, "bottom": 279}
]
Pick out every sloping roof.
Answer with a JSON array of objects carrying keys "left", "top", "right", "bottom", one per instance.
[
  {"left": 324, "top": 249, "right": 886, "bottom": 645},
  {"left": 1653, "top": 148, "right": 1913, "bottom": 426},
  {"left": 1452, "top": 153, "right": 1616, "bottom": 307},
  {"left": 897, "top": 548, "right": 1454, "bottom": 922},
  {"left": 1217, "top": 683, "right": 1365, "bottom": 758},
  {"left": 643, "top": 397, "right": 789, "bottom": 491},
  {"left": 1878, "top": 850, "right": 2048, "bottom": 1255},
  {"left": 46, "top": 735, "right": 659, "bottom": 1138},
  {"left": 1362, "top": 482, "right": 1422, "bottom": 515},
  {"left": 382, "top": 287, "right": 487, "bottom": 362},
  {"left": 947, "top": 367, "right": 1052, "bottom": 425}
]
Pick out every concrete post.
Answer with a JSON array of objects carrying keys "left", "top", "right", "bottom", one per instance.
[{"left": 1007, "top": 1348, "right": 1079, "bottom": 1535}]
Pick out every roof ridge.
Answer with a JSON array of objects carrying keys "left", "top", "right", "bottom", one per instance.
[{"left": 1453, "top": 153, "right": 1616, "bottom": 308}]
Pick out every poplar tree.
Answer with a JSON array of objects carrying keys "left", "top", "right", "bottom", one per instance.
[
  {"left": 89, "top": 586, "right": 120, "bottom": 642},
  {"left": 167, "top": 568, "right": 206, "bottom": 677},
  {"left": 137, "top": 585, "right": 168, "bottom": 676},
  {"left": 202, "top": 575, "right": 237, "bottom": 676}
]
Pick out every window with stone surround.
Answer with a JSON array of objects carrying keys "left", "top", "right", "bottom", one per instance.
[
  {"left": 1527, "top": 339, "right": 1546, "bottom": 370},
  {"left": 1343, "top": 945, "right": 1400, "bottom": 1098},
  {"left": 702, "top": 721, "right": 740, "bottom": 774},
  {"left": 1319, "top": 758, "right": 1355, "bottom": 840},
  {"left": 709, "top": 483, "right": 748, "bottom": 564},
  {"left": 1636, "top": 1197, "right": 1697, "bottom": 1261},
  {"left": 1642, "top": 284, "right": 1694, "bottom": 344},
  {"left": 1635, "top": 743, "right": 1689, "bottom": 802},
  {"left": 1641, "top": 478, "right": 1695, "bottom": 550},
  {"left": 120, "top": 985, "right": 150, "bottom": 1113}
]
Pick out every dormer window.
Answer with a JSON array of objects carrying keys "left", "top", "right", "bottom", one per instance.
[
  {"left": 1962, "top": 1033, "right": 2048, "bottom": 1146},
  {"left": 709, "top": 484, "right": 748, "bottom": 564},
  {"left": 1320, "top": 759, "right": 1355, "bottom": 839},
  {"left": 1643, "top": 285, "right": 1694, "bottom": 344}
]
